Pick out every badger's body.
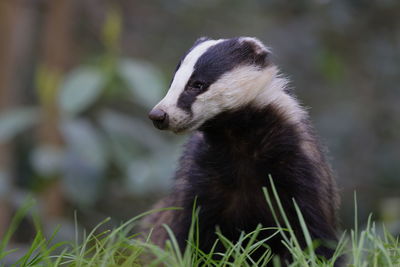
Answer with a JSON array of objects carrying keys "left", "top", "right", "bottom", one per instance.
[{"left": 143, "top": 37, "right": 341, "bottom": 265}]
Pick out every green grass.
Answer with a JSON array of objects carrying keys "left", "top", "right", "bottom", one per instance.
[{"left": 1, "top": 180, "right": 399, "bottom": 267}]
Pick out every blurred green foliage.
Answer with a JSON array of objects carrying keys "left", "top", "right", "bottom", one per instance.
[{"left": 0, "top": 7, "right": 180, "bottom": 211}]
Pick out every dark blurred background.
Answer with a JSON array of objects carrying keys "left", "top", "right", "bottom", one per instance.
[{"left": 0, "top": 0, "right": 399, "bottom": 251}]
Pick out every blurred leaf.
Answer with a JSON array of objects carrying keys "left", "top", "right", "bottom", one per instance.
[
  {"left": 98, "top": 109, "right": 179, "bottom": 194},
  {"left": 98, "top": 109, "right": 171, "bottom": 170},
  {"left": 30, "top": 145, "right": 65, "bottom": 177},
  {"left": 59, "top": 67, "right": 104, "bottom": 115},
  {"left": 124, "top": 142, "right": 182, "bottom": 196},
  {"left": 118, "top": 59, "right": 165, "bottom": 108},
  {"left": 125, "top": 155, "right": 172, "bottom": 196},
  {"left": 99, "top": 109, "right": 166, "bottom": 153},
  {"left": 62, "top": 151, "right": 103, "bottom": 206},
  {"left": 60, "top": 119, "right": 107, "bottom": 206},
  {"left": 0, "top": 108, "right": 39, "bottom": 143},
  {"left": 126, "top": 160, "right": 153, "bottom": 195},
  {"left": 98, "top": 109, "right": 157, "bottom": 169},
  {"left": 61, "top": 119, "right": 107, "bottom": 171}
]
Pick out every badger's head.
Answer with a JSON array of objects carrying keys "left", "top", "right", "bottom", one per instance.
[{"left": 149, "top": 37, "right": 280, "bottom": 133}]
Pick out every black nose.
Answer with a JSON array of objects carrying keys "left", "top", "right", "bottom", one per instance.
[{"left": 148, "top": 108, "right": 169, "bottom": 130}]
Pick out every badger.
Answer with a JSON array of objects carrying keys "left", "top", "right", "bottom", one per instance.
[{"left": 142, "top": 37, "right": 341, "bottom": 265}]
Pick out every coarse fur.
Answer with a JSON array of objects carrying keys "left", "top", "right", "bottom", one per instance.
[{"left": 141, "top": 37, "right": 342, "bottom": 266}]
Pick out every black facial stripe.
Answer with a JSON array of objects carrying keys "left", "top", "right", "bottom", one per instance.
[
  {"left": 176, "top": 37, "right": 270, "bottom": 113},
  {"left": 177, "top": 84, "right": 198, "bottom": 114},
  {"left": 193, "top": 38, "right": 269, "bottom": 85}
]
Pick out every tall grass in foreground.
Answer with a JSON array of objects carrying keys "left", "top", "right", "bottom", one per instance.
[{"left": 1, "top": 178, "right": 399, "bottom": 266}]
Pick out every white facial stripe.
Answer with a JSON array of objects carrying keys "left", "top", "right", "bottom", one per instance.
[{"left": 155, "top": 39, "right": 224, "bottom": 110}]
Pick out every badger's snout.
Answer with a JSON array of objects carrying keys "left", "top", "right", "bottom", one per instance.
[{"left": 148, "top": 108, "right": 169, "bottom": 130}]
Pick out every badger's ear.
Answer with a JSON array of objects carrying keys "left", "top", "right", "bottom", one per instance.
[
  {"left": 240, "top": 37, "right": 271, "bottom": 67},
  {"left": 193, "top": 36, "right": 211, "bottom": 47}
]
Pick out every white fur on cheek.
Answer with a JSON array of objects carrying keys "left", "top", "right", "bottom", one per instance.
[
  {"left": 188, "top": 65, "right": 275, "bottom": 130},
  {"left": 254, "top": 68, "right": 306, "bottom": 124},
  {"left": 189, "top": 65, "right": 306, "bottom": 130},
  {"left": 211, "top": 65, "right": 275, "bottom": 110}
]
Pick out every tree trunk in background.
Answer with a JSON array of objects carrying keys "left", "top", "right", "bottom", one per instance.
[
  {"left": 0, "top": 0, "right": 43, "bottom": 238},
  {"left": 38, "top": 0, "right": 76, "bottom": 220},
  {"left": 0, "top": 0, "right": 25, "bottom": 239}
]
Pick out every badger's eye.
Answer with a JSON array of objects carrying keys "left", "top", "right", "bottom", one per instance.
[
  {"left": 185, "top": 80, "right": 207, "bottom": 94},
  {"left": 188, "top": 81, "right": 206, "bottom": 92}
]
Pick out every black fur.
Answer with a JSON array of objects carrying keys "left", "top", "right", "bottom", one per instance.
[
  {"left": 177, "top": 38, "right": 270, "bottom": 113},
  {"left": 192, "top": 38, "right": 269, "bottom": 85},
  {"left": 142, "top": 103, "right": 341, "bottom": 266}
]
